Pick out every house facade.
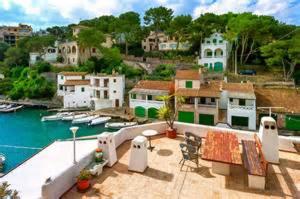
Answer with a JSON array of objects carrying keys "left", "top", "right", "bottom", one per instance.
[
  {"left": 90, "top": 74, "right": 125, "bottom": 110},
  {"left": 57, "top": 72, "right": 125, "bottom": 110},
  {"left": 198, "top": 33, "right": 229, "bottom": 72},
  {"left": 29, "top": 42, "right": 59, "bottom": 65},
  {"left": 142, "top": 31, "right": 190, "bottom": 52},
  {"left": 129, "top": 80, "right": 174, "bottom": 119},
  {"left": 175, "top": 70, "right": 221, "bottom": 125},
  {"left": 221, "top": 82, "right": 256, "bottom": 130},
  {"left": 57, "top": 72, "right": 91, "bottom": 108},
  {"left": 0, "top": 24, "right": 32, "bottom": 46}
]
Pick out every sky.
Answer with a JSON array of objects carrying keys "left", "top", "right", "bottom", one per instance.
[{"left": 0, "top": 0, "right": 299, "bottom": 30}]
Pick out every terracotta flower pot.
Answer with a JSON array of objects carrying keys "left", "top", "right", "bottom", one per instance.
[
  {"left": 77, "top": 179, "right": 90, "bottom": 192},
  {"left": 166, "top": 128, "right": 177, "bottom": 139}
]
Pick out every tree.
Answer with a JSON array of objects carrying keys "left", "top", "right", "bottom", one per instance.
[
  {"left": 116, "top": 12, "right": 141, "bottom": 56},
  {"left": 46, "top": 26, "right": 72, "bottom": 40},
  {"left": 168, "top": 15, "right": 192, "bottom": 51},
  {"left": 144, "top": 6, "right": 174, "bottom": 49},
  {"left": 260, "top": 31, "right": 300, "bottom": 80},
  {"left": 100, "top": 47, "right": 123, "bottom": 73},
  {"left": 0, "top": 42, "right": 9, "bottom": 61},
  {"left": 80, "top": 15, "right": 117, "bottom": 33},
  {"left": 26, "top": 35, "right": 56, "bottom": 59},
  {"left": 76, "top": 27, "right": 105, "bottom": 57},
  {"left": 4, "top": 47, "right": 28, "bottom": 67}
]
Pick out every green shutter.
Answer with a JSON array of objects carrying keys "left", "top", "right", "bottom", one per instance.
[
  {"left": 199, "top": 114, "right": 214, "bottom": 126},
  {"left": 135, "top": 106, "right": 146, "bottom": 117},
  {"left": 286, "top": 115, "right": 300, "bottom": 131},
  {"left": 178, "top": 111, "right": 194, "bottom": 123},
  {"left": 232, "top": 116, "right": 248, "bottom": 127},
  {"left": 214, "top": 62, "right": 223, "bottom": 72},
  {"left": 185, "top": 81, "right": 193, "bottom": 88},
  {"left": 148, "top": 108, "right": 158, "bottom": 119},
  {"left": 131, "top": 94, "right": 136, "bottom": 99}
]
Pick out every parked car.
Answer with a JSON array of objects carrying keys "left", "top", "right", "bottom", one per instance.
[{"left": 239, "top": 70, "right": 256, "bottom": 75}]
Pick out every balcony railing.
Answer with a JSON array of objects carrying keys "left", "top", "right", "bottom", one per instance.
[
  {"left": 131, "top": 99, "right": 164, "bottom": 105},
  {"left": 198, "top": 103, "right": 217, "bottom": 108},
  {"left": 228, "top": 103, "right": 255, "bottom": 111}
]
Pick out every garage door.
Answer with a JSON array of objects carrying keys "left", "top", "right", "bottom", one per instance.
[
  {"left": 214, "top": 62, "right": 223, "bottom": 72},
  {"left": 199, "top": 114, "right": 214, "bottom": 126},
  {"left": 148, "top": 107, "right": 158, "bottom": 119},
  {"left": 286, "top": 115, "right": 300, "bottom": 131},
  {"left": 178, "top": 111, "right": 194, "bottom": 123},
  {"left": 232, "top": 116, "right": 248, "bottom": 127},
  {"left": 135, "top": 106, "right": 146, "bottom": 117}
]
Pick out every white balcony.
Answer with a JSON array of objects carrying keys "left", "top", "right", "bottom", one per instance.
[{"left": 228, "top": 103, "right": 255, "bottom": 111}]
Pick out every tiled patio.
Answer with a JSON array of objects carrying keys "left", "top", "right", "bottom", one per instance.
[{"left": 63, "top": 135, "right": 300, "bottom": 199}]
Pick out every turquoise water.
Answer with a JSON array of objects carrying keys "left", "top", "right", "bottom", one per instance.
[{"left": 0, "top": 107, "right": 109, "bottom": 173}]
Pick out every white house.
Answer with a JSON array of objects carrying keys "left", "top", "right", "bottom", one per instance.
[
  {"left": 129, "top": 80, "right": 174, "bottom": 119},
  {"left": 198, "top": 33, "right": 229, "bottom": 72},
  {"left": 158, "top": 41, "right": 191, "bottom": 51},
  {"left": 57, "top": 72, "right": 91, "bottom": 108},
  {"left": 90, "top": 74, "right": 125, "bottom": 110},
  {"left": 29, "top": 42, "right": 58, "bottom": 65},
  {"left": 221, "top": 82, "right": 256, "bottom": 130}
]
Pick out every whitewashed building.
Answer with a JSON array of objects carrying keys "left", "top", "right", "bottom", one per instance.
[
  {"left": 221, "top": 82, "right": 256, "bottom": 130},
  {"left": 57, "top": 72, "right": 91, "bottom": 108},
  {"left": 29, "top": 42, "right": 59, "bottom": 65},
  {"left": 198, "top": 33, "right": 229, "bottom": 72},
  {"left": 90, "top": 74, "right": 125, "bottom": 110},
  {"left": 129, "top": 80, "right": 174, "bottom": 118}
]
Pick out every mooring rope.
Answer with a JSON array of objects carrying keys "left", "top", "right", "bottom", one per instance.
[{"left": 0, "top": 144, "right": 42, "bottom": 150}]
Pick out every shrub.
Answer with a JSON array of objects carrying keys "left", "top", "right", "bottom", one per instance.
[{"left": 34, "top": 61, "right": 52, "bottom": 73}]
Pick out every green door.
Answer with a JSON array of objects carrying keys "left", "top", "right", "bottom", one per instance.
[
  {"left": 135, "top": 106, "right": 146, "bottom": 117},
  {"left": 286, "top": 115, "right": 300, "bottom": 131},
  {"left": 199, "top": 114, "right": 214, "bottom": 126},
  {"left": 178, "top": 111, "right": 194, "bottom": 123},
  {"left": 232, "top": 116, "right": 248, "bottom": 127},
  {"left": 214, "top": 62, "right": 223, "bottom": 72},
  {"left": 148, "top": 107, "right": 158, "bottom": 119}
]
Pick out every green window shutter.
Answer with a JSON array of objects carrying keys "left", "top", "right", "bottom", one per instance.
[
  {"left": 131, "top": 94, "right": 136, "bottom": 99},
  {"left": 81, "top": 87, "right": 85, "bottom": 92},
  {"left": 286, "top": 115, "right": 300, "bottom": 131},
  {"left": 135, "top": 106, "right": 146, "bottom": 117},
  {"left": 213, "top": 39, "right": 217, "bottom": 43},
  {"left": 219, "top": 40, "right": 223, "bottom": 43},
  {"left": 207, "top": 51, "right": 212, "bottom": 56},
  {"left": 232, "top": 116, "right": 249, "bottom": 127},
  {"left": 185, "top": 81, "right": 193, "bottom": 88},
  {"left": 199, "top": 114, "right": 214, "bottom": 126},
  {"left": 147, "top": 95, "right": 152, "bottom": 100},
  {"left": 148, "top": 108, "right": 158, "bottom": 119},
  {"left": 178, "top": 111, "right": 194, "bottom": 123}
]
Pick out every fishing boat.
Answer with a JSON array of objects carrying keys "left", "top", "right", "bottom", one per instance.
[
  {"left": 0, "top": 105, "right": 23, "bottom": 113},
  {"left": 62, "top": 113, "right": 87, "bottom": 121},
  {"left": 41, "top": 112, "right": 72, "bottom": 122},
  {"left": 72, "top": 115, "right": 98, "bottom": 124},
  {"left": 89, "top": 117, "right": 111, "bottom": 126},
  {"left": 105, "top": 122, "right": 137, "bottom": 130}
]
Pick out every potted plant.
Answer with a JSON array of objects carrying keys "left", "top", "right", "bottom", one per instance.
[
  {"left": 94, "top": 148, "right": 103, "bottom": 163},
  {"left": 76, "top": 169, "right": 92, "bottom": 192},
  {"left": 157, "top": 95, "right": 184, "bottom": 139}
]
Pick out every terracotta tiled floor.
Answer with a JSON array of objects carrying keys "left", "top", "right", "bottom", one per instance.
[{"left": 63, "top": 135, "right": 300, "bottom": 199}]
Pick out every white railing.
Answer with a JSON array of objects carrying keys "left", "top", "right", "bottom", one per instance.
[
  {"left": 198, "top": 103, "right": 217, "bottom": 108},
  {"left": 228, "top": 103, "right": 255, "bottom": 111},
  {"left": 130, "top": 99, "right": 164, "bottom": 105}
]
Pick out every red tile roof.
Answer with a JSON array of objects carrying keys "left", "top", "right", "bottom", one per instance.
[
  {"left": 175, "top": 70, "right": 200, "bottom": 80},
  {"left": 59, "top": 72, "right": 87, "bottom": 76},
  {"left": 223, "top": 82, "right": 254, "bottom": 93},
  {"left": 176, "top": 81, "right": 221, "bottom": 97},
  {"left": 133, "top": 80, "right": 174, "bottom": 91},
  {"left": 63, "top": 80, "right": 90, "bottom": 86}
]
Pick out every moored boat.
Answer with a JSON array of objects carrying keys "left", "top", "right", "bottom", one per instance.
[
  {"left": 62, "top": 113, "right": 87, "bottom": 121},
  {"left": 41, "top": 112, "right": 72, "bottom": 122},
  {"left": 105, "top": 122, "right": 137, "bottom": 130},
  {"left": 0, "top": 105, "right": 23, "bottom": 113},
  {"left": 89, "top": 117, "right": 111, "bottom": 126},
  {"left": 72, "top": 115, "right": 98, "bottom": 124}
]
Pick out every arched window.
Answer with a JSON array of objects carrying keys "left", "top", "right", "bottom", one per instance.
[
  {"left": 214, "top": 48, "right": 223, "bottom": 57},
  {"left": 72, "top": 46, "right": 76, "bottom": 54},
  {"left": 67, "top": 47, "right": 71, "bottom": 54},
  {"left": 204, "top": 49, "right": 213, "bottom": 58},
  {"left": 62, "top": 47, "right": 65, "bottom": 53}
]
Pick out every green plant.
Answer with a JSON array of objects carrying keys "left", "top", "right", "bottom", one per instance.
[
  {"left": 34, "top": 61, "right": 52, "bottom": 73},
  {"left": 0, "top": 182, "right": 19, "bottom": 199},
  {"left": 77, "top": 170, "right": 92, "bottom": 181},
  {"left": 157, "top": 95, "right": 184, "bottom": 129}
]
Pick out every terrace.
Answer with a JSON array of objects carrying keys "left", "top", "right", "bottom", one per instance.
[{"left": 63, "top": 134, "right": 300, "bottom": 199}]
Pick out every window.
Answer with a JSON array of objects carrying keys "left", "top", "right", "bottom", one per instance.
[
  {"left": 200, "top": 97, "right": 206, "bottom": 104},
  {"left": 185, "top": 81, "right": 193, "bottom": 88},
  {"left": 81, "top": 87, "right": 85, "bottom": 92},
  {"left": 131, "top": 94, "right": 136, "bottom": 99},
  {"left": 141, "top": 95, "right": 146, "bottom": 100},
  {"left": 113, "top": 90, "right": 117, "bottom": 93},
  {"left": 147, "top": 95, "right": 152, "bottom": 101},
  {"left": 211, "top": 98, "right": 215, "bottom": 103},
  {"left": 113, "top": 79, "right": 116, "bottom": 83},
  {"left": 92, "top": 48, "right": 96, "bottom": 53},
  {"left": 230, "top": 98, "right": 233, "bottom": 102},
  {"left": 213, "top": 39, "right": 217, "bottom": 43},
  {"left": 239, "top": 99, "right": 246, "bottom": 106},
  {"left": 206, "top": 40, "right": 211, "bottom": 44},
  {"left": 82, "top": 76, "right": 85, "bottom": 80},
  {"left": 185, "top": 97, "right": 195, "bottom": 104},
  {"left": 207, "top": 51, "right": 212, "bottom": 57},
  {"left": 219, "top": 40, "right": 223, "bottom": 44},
  {"left": 59, "top": 85, "right": 63, "bottom": 90},
  {"left": 60, "top": 76, "right": 63, "bottom": 80}
]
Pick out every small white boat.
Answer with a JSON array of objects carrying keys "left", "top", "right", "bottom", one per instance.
[
  {"left": 0, "top": 104, "right": 9, "bottom": 109},
  {"left": 0, "top": 105, "right": 23, "bottom": 113},
  {"left": 105, "top": 122, "right": 137, "bottom": 130},
  {"left": 62, "top": 113, "right": 87, "bottom": 121},
  {"left": 89, "top": 117, "right": 111, "bottom": 126},
  {"left": 72, "top": 115, "right": 98, "bottom": 124},
  {"left": 41, "top": 112, "right": 72, "bottom": 122},
  {"left": 0, "top": 154, "right": 5, "bottom": 164}
]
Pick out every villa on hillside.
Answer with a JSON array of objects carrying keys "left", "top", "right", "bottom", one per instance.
[
  {"left": 29, "top": 41, "right": 59, "bottom": 65},
  {"left": 129, "top": 80, "right": 174, "bottom": 119},
  {"left": 198, "top": 33, "right": 229, "bottom": 72},
  {"left": 57, "top": 71, "right": 125, "bottom": 109},
  {"left": 0, "top": 23, "right": 32, "bottom": 46},
  {"left": 174, "top": 69, "right": 257, "bottom": 130},
  {"left": 142, "top": 31, "right": 191, "bottom": 52}
]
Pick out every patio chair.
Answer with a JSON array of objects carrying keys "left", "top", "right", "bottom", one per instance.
[
  {"left": 179, "top": 143, "right": 199, "bottom": 169},
  {"left": 184, "top": 132, "right": 202, "bottom": 153}
]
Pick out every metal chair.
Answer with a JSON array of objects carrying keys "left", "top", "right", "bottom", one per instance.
[
  {"left": 179, "top": 143, "right": 199, "bottom": 169},
  {"left": 184, "top": 132, "right": 202, "bottom": 153}
]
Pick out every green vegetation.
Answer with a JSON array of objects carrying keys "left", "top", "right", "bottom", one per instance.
[{"left": 146, "top": 64, "right": 176, "bottom": 80}]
